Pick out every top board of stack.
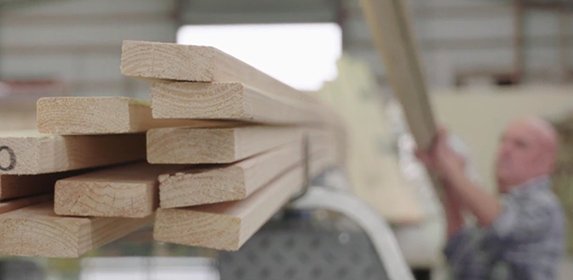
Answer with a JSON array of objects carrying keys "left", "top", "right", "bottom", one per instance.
[{"left": 0, "top": 40, "right": 346, "bottom": 257}]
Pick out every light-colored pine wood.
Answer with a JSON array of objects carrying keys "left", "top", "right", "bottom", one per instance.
[
  {"left": 151, "top": 81, "right": 321, "bottom": 124},
  {"left": 0, "top": 195, "right": 51, "bottom": 214},
  {"left": 37, "top": 96, "right": 231, "bottom": 135},
  {"left": 121, "top": 40, "right": 345, "bottom": 136},
  {"left": 305, "top": 128, "right": 344, "bottom": 177},
  {"left": 158, "top": 132, "right": 339, "bottom": 208},
  {"left": 147, "top": 126, "right": 301, "bottom": 164},
  {"left": 54, "top": 162, "right": 189, "bottom": 218},
  {"left": 359, "top": 0, "right": 436, "bottom": 149},
  {"left": 158, "top": 142, "right": 303, "bottom": 208},
  {"left": 305, "top": 128, "right": 346, "bottom": 166},
  {"left": 0, "top": 171, "right": 84, "bottom": 200},
  {"left": 121, "top": 40, "right": 319, "bottom": 106},
  {"left": 316, "top": 56, "right": 425, "bottom": 224},
  {"left": 153, "top": 165, "right": 303, "bottom": 251},
  {"left": 0, "top": 130, "right": 145, "bottom": 175},
  {"left": 360, "top": 0, "right": 441, "bottom": 208},
  {"left": 0, "top": 201, "right": 152, "bottom": 258}
]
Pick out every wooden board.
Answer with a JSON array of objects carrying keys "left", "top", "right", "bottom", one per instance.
[
  {"left": 0, "top": 170, "right": 85, "bottom": 201},
  {"left": 121, "top": 40, "right": 319, "bottom": 106},
  {"left": 159, "top": 142, "right": 303, "bottom": 208},
  {"left": 151, "top": 81, "right": 321, "bottom": 124},
  {"left": 0, "top": 130, "right": 145, "bottom": 175},
  {"left": 153, "top": 165, "right": 304, "bottom": 251},
  {"left": 305, "top": 128, "right": 346, "bottom": 166},
  {"left": 147, "top": 126, "right": 301, "bottom": 164},
  {"left": 316, "top": 56, "right": 425, "bottom": 224},
  {"left": 54, "top": 162, "right": 189, "bottom": 218},
  {"left": 0, "top": 195, "right": 51, "bottom": 214},
  {"left": 359, "top": 0, "right": 436, "bottom": 149},
  {"left": 0, "top": 201, "right": 152, "bottom": 258},
  {"left": 37, "top": 96, "right": 232, "bottom": 135}
]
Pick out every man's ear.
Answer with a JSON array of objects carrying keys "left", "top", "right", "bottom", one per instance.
[{"left": 537, "top": 152, "right": 555, "bottom": 174}]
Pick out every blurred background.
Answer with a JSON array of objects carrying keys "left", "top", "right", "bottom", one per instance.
[{"left": 2, "top": 0, "right": 573, "bottom": 279}]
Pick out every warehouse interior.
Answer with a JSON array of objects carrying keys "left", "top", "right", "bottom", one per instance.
[{"left": 2, "top": 0, "right": 573, "bottom": 279}]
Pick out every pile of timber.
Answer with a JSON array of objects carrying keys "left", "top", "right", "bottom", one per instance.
[{"left": 0, "top": 40, "right": 344, "bottom": 258}]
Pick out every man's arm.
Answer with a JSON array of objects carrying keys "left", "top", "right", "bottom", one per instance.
[
  {"left": 417, "top": 128, "right": 502, "bottom": 228},
  {"left": 441, "top": 159, "right": 501, "bottom": 228},
  {"left": 441, "top": 179, "right": 464, "bottom": 237}
]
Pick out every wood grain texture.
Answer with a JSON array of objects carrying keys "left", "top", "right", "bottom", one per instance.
[
  {"left": 153, "top": 165, "right": 304, "bottom": 251},
  {"left": 55, "top": 162, "right": 189, "bottom": 218},
  {"left": 305, "top": 128, "right": 346, "bottom": 166},
  {"left": 0, "top": 170, "right": 85, "bottom": 200},
  {"left": 0, "top": 201, "right": 152, "bottom": 258},
  {"left": 306, "top": 129, "right": 343, "bottom": 178},
  {"left": 121, "top": 40, "right": 318, "bottom": 106},
  {"left": 359, "top": 0, "right": 436, "bottom": 149},
  {"left": 0, "top": 130, "right": 145, "bottom": 175},
  {"left": 37, "top": 96, "right": 227, "bottom": 135},
  {"left": 158, "top": 142, "right": 303, "bottom": 208},
  {"left": 151, "top": 81, "right": 321, "bottom": 124},
  {"left": 0, "top": 195, "right": 51, "bottom": 214},
  {"left": 147, "top": 126, "right": 301, "bottom": 164}
]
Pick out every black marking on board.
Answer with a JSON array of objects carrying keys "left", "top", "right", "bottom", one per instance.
[{"left": 0, "top": 146, "right": 16, "bottom": 171}]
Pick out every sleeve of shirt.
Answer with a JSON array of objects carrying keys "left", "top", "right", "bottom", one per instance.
[{"left": 444, "top": 227, "right": 474, "bottom": 264}]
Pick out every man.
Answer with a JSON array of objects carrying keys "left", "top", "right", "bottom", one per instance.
[{"left": 416, "top": 117, "right": 565, "bottom": 279}]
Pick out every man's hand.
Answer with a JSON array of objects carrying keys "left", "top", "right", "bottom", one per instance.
[
  {"left": 416, "top": 127, "right": 502, "bottom": 228},
  {"left": 415, "top": 127, "right": 465, "bottom": 179}
]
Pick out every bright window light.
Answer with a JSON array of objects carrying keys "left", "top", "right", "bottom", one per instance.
[{"left": 177, "top": 23, "right": 342, "bottom": 91}]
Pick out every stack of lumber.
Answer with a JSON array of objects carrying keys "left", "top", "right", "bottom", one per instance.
[{"left": 0, "top": 40, "right": 344, "bottom": 257}]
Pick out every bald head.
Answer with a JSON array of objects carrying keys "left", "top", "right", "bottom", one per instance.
[
  {"left": 512, "top": 117, "right": 558, "bottom": 156},
  {"left": 495, "top": 117, "right": 559, "bottom": 192}
]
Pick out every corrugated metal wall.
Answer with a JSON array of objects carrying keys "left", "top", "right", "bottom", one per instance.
[
  {"left": 0, "top": 0, "right": 177, "bottom": 97},
  {"left": 0, "top": 0, "right": 570, "bottom": 95}
]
